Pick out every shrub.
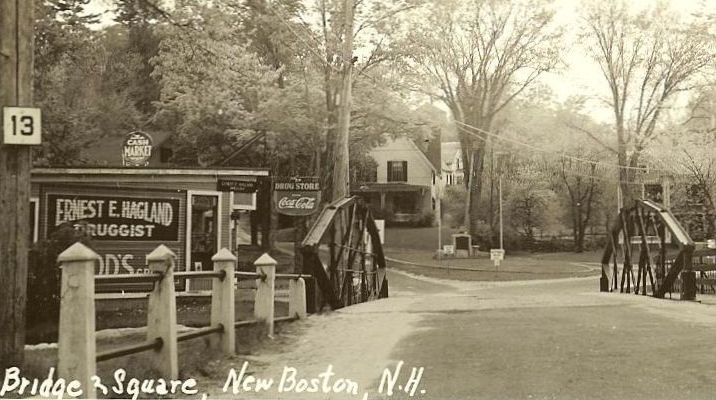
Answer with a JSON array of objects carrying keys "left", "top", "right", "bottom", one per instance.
[
  {"left": 441, "top": 185, "right": 467, "bottom": 228},
  {"left": 26, "top": 223, "right": 94, "bottom": 332},
  {"left": 416, "top": 210, "right": 435, "bottom": 227}
]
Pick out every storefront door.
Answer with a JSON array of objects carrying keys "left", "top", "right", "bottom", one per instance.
[{"left": 187, "top": 191, "right": 221, "bottom": 272}]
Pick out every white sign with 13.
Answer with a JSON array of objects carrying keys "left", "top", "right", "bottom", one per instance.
[{"left": 3, "top": 107, "right": 41, "bottom": 145}]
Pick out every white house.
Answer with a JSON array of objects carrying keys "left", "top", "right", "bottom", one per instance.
[
  {"left": 441, "top": 141, "right": 464, "bottom": 189},
  {"left": 352, "top": 134, "right": 441, "bottom": 225}
]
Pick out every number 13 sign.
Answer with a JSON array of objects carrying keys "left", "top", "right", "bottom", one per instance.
[{"left": 3, "top": 107, "right": 41, "bottom": 145}]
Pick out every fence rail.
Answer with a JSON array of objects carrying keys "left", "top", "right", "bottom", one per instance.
[
  {"left": 175, "top": 270, "right": 227, "bottom": 280},
  {"left": 94, "top": 273, "right": 163, "bottom": 285},
  {"left": 96, "top": 338, "right": 163, "bottom": 362},
  {"left": 56, "top": 243, "right": 310, "bottom": 399}
]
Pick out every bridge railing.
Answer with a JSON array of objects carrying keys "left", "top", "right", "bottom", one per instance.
[
  {"left": 56, "top": 242, "right": 309, "bottom": 398},
  {"left": 601, "top": 199, "right": 695, "bottom": 299},
  {"left": 301, "top": 196, "right": 388, "bottom": 311}
]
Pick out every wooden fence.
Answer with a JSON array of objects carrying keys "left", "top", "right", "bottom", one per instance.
[{"left": 56, "top": 242, "right": 309, "bottom": 398}]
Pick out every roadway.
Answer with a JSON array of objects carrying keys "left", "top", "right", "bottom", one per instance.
[{"left": 205, "top": 265, "right": 716, "bottom": 400}]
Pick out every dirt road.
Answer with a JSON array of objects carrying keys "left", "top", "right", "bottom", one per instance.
[{"left": 201, "top": 267, "right": 716, "bottom": 400}]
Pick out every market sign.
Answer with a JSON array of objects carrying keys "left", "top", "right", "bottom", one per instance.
[
  {"left": 46, "top": 194, "right": 180, "bottom": 241},
  {"left": 218, "top": 179, "right": 257, "bottom": 193},
  {"left": 122, "top": 131, "right": 153, "bottom": 167},
  {"left": 273, "top": 177, "right": 321, "bottom": 216}
]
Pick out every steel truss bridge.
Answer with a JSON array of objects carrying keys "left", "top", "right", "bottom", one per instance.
[
  {"left": 302, "top": 196, "right": 389, "bottom": 311},
  {"left": 599, "top": 199, "right": 713, "bottom": 300}
]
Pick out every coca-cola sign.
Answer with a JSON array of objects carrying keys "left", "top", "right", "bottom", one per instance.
[{"left": 273, "top": 177, "right": 321, "bottom": 216}]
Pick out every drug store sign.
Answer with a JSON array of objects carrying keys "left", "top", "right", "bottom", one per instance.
[{"left": 273, "top": 177, "right": 321, "bottom": 216}]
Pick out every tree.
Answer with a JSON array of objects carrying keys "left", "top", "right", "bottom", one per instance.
[
  {"left": 683, "top": 86, "right": 716, "bottom": 139},
  {"left": 505, "top": 162, "right": 552, "bottom": 245},
  {"left": 581, "top": 0, "right": 716, "bottom": 206},
  {"left": 675, "top": 136, "right": 716, "bottom": 240},
  {"left": 509, "top": 186, "right": 548, "bottom": 244},
  {"left": 34, "top": 0, "right": 144, "bottom": 166},
  {"left": 397, "top": 0, "right": 563, "bottom": 238},
  {"left": 151, "top": 2, "right": 278, "bottom": 166},
  {"left": 555, "top": 158, "right": 602, "bottom": 252}
]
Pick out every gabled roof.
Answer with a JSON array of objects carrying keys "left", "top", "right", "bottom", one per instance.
[{"left": 410, "top": 130, "right": 441, "bottom": 172}]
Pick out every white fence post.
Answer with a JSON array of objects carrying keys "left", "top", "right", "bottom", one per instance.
[
  {"left": 57, "top": 242, "right": 99, "bottom": 399},
  {"left": 146, "top": 245, "right": 178, "bottom": 380},
  {"left": 288, "top": 278, "right": 307, "bottom": 319},
  {"left": 254, "top": 253, "right": 276, "bottom": 336},
  {"left": 210, "top": 248, "right": 236, "bottom": 355}
]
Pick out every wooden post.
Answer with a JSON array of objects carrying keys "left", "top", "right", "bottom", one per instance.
[
  {"left": 254, "top": 253, "right": 276, "bottom": 336},
  {"left": 288, "top": 278, "right": 307, "bottom": 319},
  {"left": 146, "top": 245, "right": 178, "bottom": 380},
  {"left": 210, "top": 248, "right": 236, "bottom": 355},
  {"left": 0, "top": 0, "right": 33, "bottom": 370},
  {"left": 57, "top": 243, "right": 99, "bottom": 399}
]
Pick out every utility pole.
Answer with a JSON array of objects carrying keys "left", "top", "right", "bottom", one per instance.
[
  {"left": 499, "top": 175, "right": 504, "bottom": 250},
  {"left": 331, "top": 0, "right": 354, "bottom": 201},
  {"left": 463, "top": 151, "right": 474, "bottom": 230},
  {"left": 0, "top": 0, "right": 34, "bottom": 370}
]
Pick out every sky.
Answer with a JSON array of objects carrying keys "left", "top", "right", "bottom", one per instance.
[
  {"left": 84, "top": 0, "right": 715, "bottom": 123},
  {"left": 544, "top": 0, "right": 716, "bottom": 122}
]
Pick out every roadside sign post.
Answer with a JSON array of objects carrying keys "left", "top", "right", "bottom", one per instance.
[
  {"left": 491, "top": 249, "right": 505, "bottom": 270},
  {"left": 0, "top": 0, "right": 35, "bottom": 370}
]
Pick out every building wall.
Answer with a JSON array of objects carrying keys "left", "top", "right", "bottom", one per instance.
[
  {"left": 30, "top": 171, "right": 266, "bottom": 273},
  {"left": 371, "top": 137, "right": 434, "bottom": 187},
  {"left": 368, "top": 136, "right": 439, "bottom": 224},
  {"left": 441, "top": 147, "right": 464, "bottom": 192}
]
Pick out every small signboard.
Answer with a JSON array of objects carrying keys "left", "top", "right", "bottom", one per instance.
[
  {"left": 443, "top": 244, "right": 455, "bottom": 255},
  {"left": 3, "top": 107, "right": 41, "bottom": 145},
  {"left": 122, "top": 131, "right": 153, "bottom": 167},
  {"left": 375, "top": 219, "right": 385, "bottom": 244},
  {"left": 218, "top": 179, "right": 257, "bottom": 193},
  {"left": 273, "top": 176, "right": 321, "bottom": 216},
  {"left": 491, "top": 249, "right": 505, "bottom": 265}
]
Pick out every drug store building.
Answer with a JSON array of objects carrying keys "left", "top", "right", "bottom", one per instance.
[{"left": 29, "top": 132, "right": 272, "bottom": 290}]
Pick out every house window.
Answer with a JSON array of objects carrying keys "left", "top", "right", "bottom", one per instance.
[
  {"left": 387, "top": 161, "right": 407, "bottom": 182},
  {"left": 432, "top": 172, "right": 435, "bottom": 185}
]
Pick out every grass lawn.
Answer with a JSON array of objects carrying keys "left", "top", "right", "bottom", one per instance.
[
  {"left": 383, "top": 226, "right": 604, "bottom": 281},
  {"left": 383, "top": 226, "right": 462, "bottom": 251},
  {"left": 386, "top": 254, "right": 601, "bottom": 282}
]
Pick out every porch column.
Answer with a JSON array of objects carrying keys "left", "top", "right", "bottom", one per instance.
[{"left": 380, "top": 192, "right": 386, "bottom": 210}]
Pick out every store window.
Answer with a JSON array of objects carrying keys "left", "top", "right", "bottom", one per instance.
[{"left": 190, "top": 194, "right": 218, "bottom": 271}]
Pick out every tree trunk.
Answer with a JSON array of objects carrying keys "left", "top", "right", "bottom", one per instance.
[
  {"left": 572, "top": 210, "right": 579, "bottom": 252},
  {"left": 293, "top": 217, "right": 307, "bottom": 274},
  {"left": 576, "top": 208, "right": 585, "bottom": 253},
  {"left": 468, "top": 146, "right": 486, "bottom": 238}
]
